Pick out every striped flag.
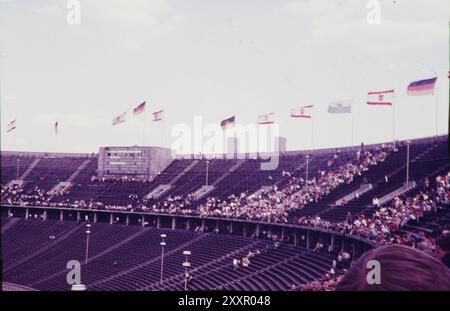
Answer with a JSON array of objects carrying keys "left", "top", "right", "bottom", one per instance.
[
  {"left": 257, "top": 113, "right": 275, "bottom": 124},
  {"left": 328, "top": 99, "right": 352, "bottom": 113},
  {"left": 291, "top": 105, "right": 313, "bottom": 118},
  {"left": 133, "top": 101, "right": 146, "bottom": 115},
  {"left": 367, "top": 90, "right": 394, "bottom": 106},
  {"left": 153, "top": 109, "right": 164, "bottom": 121},
  {"left": 407, "top": 77, "right": 437, "bottom": 96},
  {"left": 112, "top": 112, "right": 127, "bottom": 125},
  {"left": 220, "top": 115, "right": 235, "bottom": 129},
  {"left": 6, "top": 119, "right": 16, "bottom": 132}
]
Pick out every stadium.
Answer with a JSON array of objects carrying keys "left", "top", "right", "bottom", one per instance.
[{"left": 1, "top": 1, "right": 449, "bottom": 295}]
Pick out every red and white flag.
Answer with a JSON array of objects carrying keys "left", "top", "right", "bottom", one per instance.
[
  {"left": 257, "top": 112, "right": 275, "bottom": 125},
  {"left": 153, "top": 109, "right": 164, "bottom": 121},
  {"left": 367, "top": 89, "right": 394, "bottom": 106},
  {"left": 133, "top": 101, "right": 146, "bottom": 115},
  {"left": 112, "top": 112, "right": 127, "bottom": 125},
  {"left": 291, "top": 105, "right": 313, "bottom": 118},
  {"left": 6, "top": 119, "right": 16, "bottom": 132}
]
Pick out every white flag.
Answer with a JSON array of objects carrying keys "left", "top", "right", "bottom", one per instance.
[
  {"left": 257, "top": 112, "right": 275, "bottom": 124},
  {"left": 112, "top": 112, "right": 127, "bottom": 125},
  {"left": 7, "top": 119, "right": 16, "bottom": 132}
]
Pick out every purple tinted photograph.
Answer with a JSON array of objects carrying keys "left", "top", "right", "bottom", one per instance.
[{"left": 0, "top": 0, "right": 449, "bottom": 296}]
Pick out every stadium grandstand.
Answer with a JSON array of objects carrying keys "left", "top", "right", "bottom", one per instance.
[{"left": 1, "top": 135, "right": 449, "bottom": 291}]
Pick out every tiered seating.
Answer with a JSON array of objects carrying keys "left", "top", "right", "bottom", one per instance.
[
  {"left": 396, "top": 174, "right": 450, "bottom": 236},
  {"left": 1, "top": 136, "right": 447, "bottom": 219},
  {"left": 1, "top": 218, "right": 333, "bottom": 291},
  {"left": 400, "top": 205, "right": 450, "bottom": 236},
  {"left": 205, "top": 154, "right": 307, "bottom": 200},
  {"left": 1, "top": 219, "right": 76, "bottom": 267},
  {"left": 314, "top": 140, "right": 449, "bottom": 221},
  {"left": 53, "top": 158, "right": 99, "bottom": 201},
  {"left": 155, "top": 243, "right": 333, "bottom": 291},
  {"left": 65, "top": 159, "right": 193, "bottom": 205},
  {"left": 22, "top": 157, "right": 88, "bottom": 192},
  {"left": 1, "top": 155, "right": 37, "bottom": 185},
  {"left": 160, "top": 159, "right": 240, "bottom": 200},
  {"left": 3, "top": 221, "right": 139, "bottom": 288}
]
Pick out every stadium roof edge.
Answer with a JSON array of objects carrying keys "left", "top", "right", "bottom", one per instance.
[{"left": 1, "top": 134, "right": 447, "bottom": 159}]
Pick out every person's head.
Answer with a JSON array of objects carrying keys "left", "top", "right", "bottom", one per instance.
[
  {"left": 336, "top": 245, "right": 450, "bottom": 291},
  {"left": 436, "top": 233, "right": 450, "bottom": 260}
]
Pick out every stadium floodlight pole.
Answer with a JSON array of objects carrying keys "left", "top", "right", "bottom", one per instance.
[
  {"left": 305, "top": 155, "right": 309, "bottom": 191},
  {"left": 85, "top": 223, "right": 92, "bottom": 265},
  {"left": 182, "top": 250, "right": 191, "bottom": 291},
  {"left": 406, "top": 141, "right": 410, "bottom": 187},
  {"left": 160, "top": 234, "right": 167, "bottom": 284},
  {"left": 16, "top": 159, "right": 20, "bottom": 180},
  {"left": 205, "top": 160, "right": 210, "bottom": 186}
]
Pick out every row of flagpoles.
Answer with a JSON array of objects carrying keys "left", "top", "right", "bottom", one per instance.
[
  {"left": 5, "top": 76, "right": 440, "bottom": 149},
  {"left": 219, "top": 77, "right": 439, "bottom": 148},
  {"left": 112, "top": 101, "right": 164, "bottom": 125},
  {"left": 111, "top": 101, "right": 165, "bottom": 146}
]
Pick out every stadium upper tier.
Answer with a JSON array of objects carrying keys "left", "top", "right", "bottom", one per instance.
[{"left": 1, "top": 135, "right": 448, "bottom": 224}]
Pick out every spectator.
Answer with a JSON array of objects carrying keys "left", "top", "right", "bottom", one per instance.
[
  {"left": 336, "top": 245, "right": 450, "bottom": 291},
  {"left": 232, "top": 258, "right": 239, "bottom": 270},
  {"left": 436, "top": 233, "right": 450, "bottom": 269}
]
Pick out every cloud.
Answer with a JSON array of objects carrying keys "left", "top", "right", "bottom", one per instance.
[
  {"left": 281, "top": 0, "right": 448, "bottom": 51},
  {"left": 33, "top": 0, "right": 183, "bottom": 49},
  {"left": 81, "top": 0, "right": 184, "bottom": 48},
  {"left": 34, "top": 1, "right": 65, "bottom": 16}
]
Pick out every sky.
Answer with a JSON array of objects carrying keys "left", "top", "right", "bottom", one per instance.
[{"left": 0, "top": 0, "right": 448, "bottom": 154}]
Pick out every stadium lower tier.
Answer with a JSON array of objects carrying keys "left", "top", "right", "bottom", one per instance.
[{"left": 1, "top": 217, "right": 340, "bottom": 291}]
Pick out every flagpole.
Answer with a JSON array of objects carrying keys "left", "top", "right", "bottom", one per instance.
[
  {"left": 435, "top": 75, "right": 438, "bottom": 137},
  {"left": 311, "top": 111, "right": 314, "bottom": 152},
  {"left": 142, "top": 117, "right": 145, "bottom": 146},
  {"left": 161, "top": 119, "right": 165, "bottom": 147},
  {"left": 141, "top": 111, "right": 147, "bottom": 146},
  {"left": 392, "top": 91, "right": 396, "bottom": 142},
  {"left": 351, "top": 109, "right": 354, "bottom": 147},
  {"left": 55, "top": 121, "right": 58, "bottom": 151}
]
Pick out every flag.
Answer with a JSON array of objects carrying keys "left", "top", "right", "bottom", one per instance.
[
  {"left": 6, "top": 119, "right": 16, "bottom": 132},
  {"left": 291, "top": 105, "right": 313, "bottom": 118},
  {"left": 112, "top": 112, "right": 127, "bottom": 125},
  {"left": 54, "top": 121, "right": 58, "bottom": 135},
  {"left": 220, "top": 115, "right": 235, "bottom": 129},
  {"left": 367, "top": 90, "right": 394, "bottom": 105},
  {"left": 133, "top": 101, "right": 146, "bottom": 115},
  {"left": 407, "top": 78, "right": 437, "bottom": 96},
  {"left": 257, "top": 112, "right": 275, "bottom": 124},
  {"left": 153, "top": 109, "right": 164, "bottom": 121},
  {"left": 328, "top": 100, "right": 353, "bottom": 113}
]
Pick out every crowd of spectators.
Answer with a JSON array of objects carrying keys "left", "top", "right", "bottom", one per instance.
[
  {"left": 292, "top": 173, "right": 450, "bottom": 291},
  {"left": 297, "top": 173, "right": 450, "bottom": 244},
  {"left": 0, "top": 142, "right": 398, "bottom": 223},
  {"left": 194, "top": 143, "right": 396, "bottom": 222},
  {"left": 91, "top": 175, "right": 154, "bottom": 183},
  {"left": 1, "top": 185, "right": 48, "bottom": 207}
]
